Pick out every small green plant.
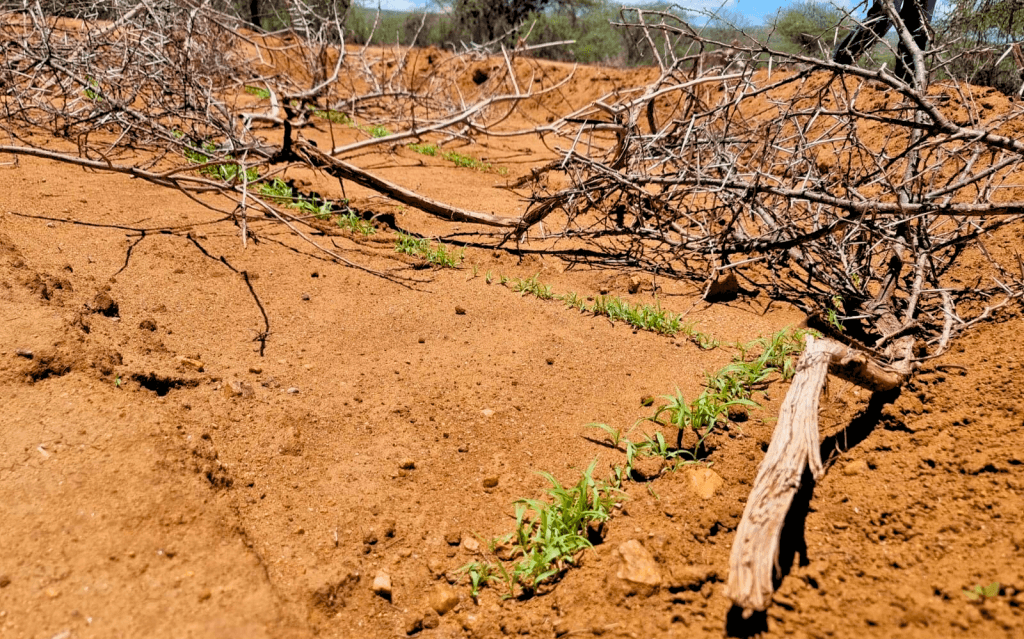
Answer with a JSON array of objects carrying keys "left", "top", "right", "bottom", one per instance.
[
  {"left": 258, "top": 178, "right": 293, "bottom": 202},
  {"left": 311, "top": 108, "right": 351, "bottom": 124},
  {"left": 408, "top": 143, "right": 506, "bottom": 173},
  {"left": 587, "top": 423, "right": 626, "bottom": 449},
  {"left": 485, "top": 271, "right": 493, "bottom": 284},
  {"left": 408, "top": 143, "right": 439, "bottom": 156},
  {"left": 83, "top": 77, "right": 103, "bottom": 101},
  {"left": 182, "top": 139, "right": 259, "bottom": 183},
  {"left": 394, "top": 233, "right": 463, "bottom": 268},
  {"left": 964, "top": 582, "right": 1000, "bottom": 601},
  {"left": 509, "top": 460, "right": 621, "bottom": 591},
  {"left": 358, "top": 123, "right": 391, "bottom": 138},
  {"left": 459, "top": 561, "right": 502, "bottom": 600},
  {"left": 334, "top": 211, "right": 375, "bottom": 236},
  {"left": 511, "top": 274, "right": 555, "bottom": 300},
  {"left": 591, "top": 295, "right": 684, "bottom": 335},
  {"left": 244, "top": 85, "right": 270, "bottom": 99}
]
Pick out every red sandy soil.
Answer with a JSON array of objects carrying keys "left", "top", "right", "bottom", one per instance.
[{"left": 1, "top": 51, "right": 1023, "bottom": 639}]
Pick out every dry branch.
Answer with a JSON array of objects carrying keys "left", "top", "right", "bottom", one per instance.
[{"left": 726, "top": 335, "right": 907, "bottom": 616}]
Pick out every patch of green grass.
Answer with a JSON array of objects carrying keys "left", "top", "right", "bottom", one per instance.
[
  {"left": 964, "top": 582, "right": 1000, "bottom": 601},
  {"left": 511, "top": 274, "right": 555, "bottom": 300},
  {"left": 509, "top": 460, "right": 621, "bottom": 592},
  {"left": 591, "top": 295, "right": 682, "bottom": 335},
  {"left": 335, "top": 211, "right": 375, "bottom": 236},
  {"left": 180, "top": 137, "right": 259, "bottom": 183},
  {"left": 408, "top": 143, "right": 439, "bottom": 156},
  {"left": 590, "top": 327, "right": 815, "bottom": 469},
  {"left": 244, "top": 85, "right": 270, "bottom": 99},
  {"left": 358, "top": 123, "right": 391, "bottom": 138},
  {"left": 493, "top": 273, "right": 716, "bottom": 344},
  {"left": 312, "top": 108, "right": 351, "bottom": 124},
  {"left": 258, "top": 178, "right": 355, "bottom": 223},
  {"left": 407, "top": 143, "right": 507, "bottom": 175},
  {"left": 394, "top": 233, "right": 464, "bottom": 268},
  {"left": 454, "top": 460, "right": 622, "bottom": 600}
]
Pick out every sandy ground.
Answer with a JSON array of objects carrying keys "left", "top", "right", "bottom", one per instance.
[{"left": 1, "top": 52, "right": 1023, "bottom": 639}]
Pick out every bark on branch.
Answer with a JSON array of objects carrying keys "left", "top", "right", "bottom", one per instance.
[{"left": 726, "top": 336, "right": 907, "bottom": 616}]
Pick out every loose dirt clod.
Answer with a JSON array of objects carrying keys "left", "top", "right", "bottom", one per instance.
[
  {"left": 428, "top": 583, "right": 460, "bottom": 615},
  {"left": 611, "top": 540, "right": 662, "bottom": 597},
  {"left": 371, "top": 571, "right": 392, "bottom": 600}
]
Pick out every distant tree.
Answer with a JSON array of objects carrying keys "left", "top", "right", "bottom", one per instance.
[
  {"left": 773, "top": 0, "right": 849, "bottom": 56},
  {"left": 452, "top": 0, "right": 551, "bottom": 43},
  {"left": 936, "top": 0, "right": 1024, "bottom": 94}
]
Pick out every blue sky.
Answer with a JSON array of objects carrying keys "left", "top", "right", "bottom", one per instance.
[{"left": 359, "top": 0, "right": 838, "bottom": 27}]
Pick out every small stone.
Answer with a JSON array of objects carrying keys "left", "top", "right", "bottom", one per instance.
[
  {"left": 301, "top": 293, "right": 311, "bottom": 301},
  {"left": 399, "top": 459, "right": 416, "bottom": 470},
  {"left": 0, "top": 575, "right": 10, "bottom": 588},
  {"left": 422, "top": 609, "right": 440, "bottom": 629},
  {"left": 249, "top": 366, "right": 262, "bottom": 374},
  {"left": 429, "top": 583, "right": 460, "bottom": 615},
  {"left": 44, "top": 587, "right": 61, "bottom": 599},
  {"left": 631, "top": 456, "right": 665, "bottom": 481},
  {"left": 363, "top": 530, "right": 379, "bottom": 545},
  {"left": 444, "top": 531, "right": 462, "bottom": 546},
  {"left": 458, "top": 444, "right": 469, "bottom": 453},
  {"left": 198, "top": 589, "right": 212, "bottom": 602},
  {"left": 417, "top": 338, "right": 425, "bottom": 344},
  {"left": 404, "top": 613, "right": 423, "bottom": 635},
  {"left": 843, "top": 459, "right": 869, "bottom": 476},
  {"left": 611, "top": 540, "right": 662, "bottom": 596},
  {"left": 223, "top": 380, "right": 254, "bottom": 398},
  {"left": 727, "top": 405, "right": 749, "bottom": 422},
  {"left": 91, "top": 291, "right": 119, "bottom": 317},
  {"left": 546, "top": 358, "right": 554, "bottom": 365},
  {"left": 461, "top": 536, "right": 480, "bottom": 553},
  {"left": 482, "top": 476, "right": 499, "bottom": 489},
  {"left": 176, "top": 356, "right": 204, "bottom": 372},
  {"left": 286, "top": 387, "right": 300, "bottom": 394},
  {"left": 481, "top": 408, "right": 495, "bottom": 417},
  {"left": 139, "top": 318, "right": 157, "bottom": 331},
  {"left": 371, "top": 571, "right": 392, "bottom": 599},
  {"left": 628, "top": 275, "right": 644, "bottom": 294},
  {"left": 14, "top": 349, "right": 33, "bottom": 359},
  {"left": 427, "top": 558, "right": 446, "bottom": 577},
  {"left": 454, "top": 306, "right": 466, "bottom": 315},
  {"left": 686, "top": 468, "right": 724, "bottom": 499}
]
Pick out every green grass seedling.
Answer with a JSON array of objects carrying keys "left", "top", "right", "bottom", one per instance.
[
  {"left": 508, "top": 460, "right": 621, "bottom": 592},
  {"left": 395, "top": 233, "right": 464, "bottom": 268}
]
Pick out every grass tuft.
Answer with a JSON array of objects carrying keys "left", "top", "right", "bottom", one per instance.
[{"left": 395, "top": 233, "right": 464, "bottom": 268}]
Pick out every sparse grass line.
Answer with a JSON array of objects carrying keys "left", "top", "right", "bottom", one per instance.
[
  {"left": 395, "top": 232, "right": 463, "bottom": 268},
  {"left": 256, "top": 177, "right": 374, "bottom": 233},
  {"left": 590, "top": 327, "right": 818, "bottom": 475},
  {"left": 492, "top": 272, "right": 716, "bottom": 346},
  {"left": 407, "top": 143, "right": 507, "bottom": 175},
  {"left": 244, "top": 85, "right": 270, "bottom": 99}
]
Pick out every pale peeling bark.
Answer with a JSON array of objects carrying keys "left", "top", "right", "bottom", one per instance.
[{"left": 726, "top": 335, "right": 906, "bottom": 616}]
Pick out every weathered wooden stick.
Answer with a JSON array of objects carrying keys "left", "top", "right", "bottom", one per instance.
[
  {"left": 726, "top": 335, "right": 906, "bottom": 616},
  {"left": 294, "top": 141, "right": 526, "bottom": 229}
]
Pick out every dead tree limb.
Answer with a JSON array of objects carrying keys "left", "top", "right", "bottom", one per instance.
[{"left": 726, "top": 335, "right": 908, "bottom": 616}]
